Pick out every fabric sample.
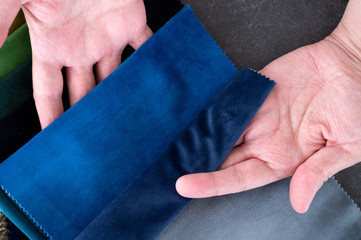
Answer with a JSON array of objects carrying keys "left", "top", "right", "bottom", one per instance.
[
  {"left": 157, "top": 177, "right": 361, "bottom": 240},
  {"left": 75, "top": 69, "right": 275, "bottom": 240},
  {"left": 8, "top": 220, "right": 28, "bottom": 240},
  {"left": 0, "top": 0, "right": 184, "bottom": 164},
  {"left": 0, "top": 60, "right": 40, "bottom": 162},
  {"left": 0, "top": 59, "right": 32, "bottom": 121},
  {"left": 8, "top": 10, "right": 26, "bottom": 35},
  {"left": 0, "top": 6, "right": 239, "bottom": 239},
  {"left": 0, "top": 24, "right": 31, "bottom": 81},
  {"left": 0, "top": 189, "right": 46, "bottom": 240}
]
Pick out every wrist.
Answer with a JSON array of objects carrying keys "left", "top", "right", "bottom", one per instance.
[{"left": 331, "top": 0, "right": 361, "bottom": 61}]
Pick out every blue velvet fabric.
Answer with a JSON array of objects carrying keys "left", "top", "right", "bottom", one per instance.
[
  {"left": 0, "top": 6, "right": 241, "bottom": 239},
  {"left": 75, "top": 69, "right": 275, "bottom": 240}
]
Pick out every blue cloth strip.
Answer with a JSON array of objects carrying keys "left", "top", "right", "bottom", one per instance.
[
  {"left": 0, "top": 6, "right": 239, "bottom": 239},
  {"left": 75, "top": 69, "right": 275, "bottom": 240}
]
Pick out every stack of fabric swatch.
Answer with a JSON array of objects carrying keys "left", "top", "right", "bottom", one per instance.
[{"left": 0, "top": 4, "right": 360, "bottom": 240}]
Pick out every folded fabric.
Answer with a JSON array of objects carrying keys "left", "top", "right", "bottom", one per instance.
[
  {"left": 8, "top": 220, "right": 28, "bottom": 240},
  {"left": 0, "top": 58, "right": 32, "bottom": 120},
  {"left": 0, "top": 2, "right": 184, "bottom": 239},
  {"left": 0, "top": 24, "right": 31, "bottom": 81},
  {"left": 158, "top": 177, "right": 361, "bottom": 240},
  {"left": 0, "top": 189, "right": 45, "bottom": 240},
  {"left": 0, "top": 60, "right": 40, "bottom": 162},
  {"left": 0, "top": 0, "right": 184, "bottom": 163},
  {"left": 75, "top": 69, "right": 275, "bottom": 240},
  {"left": 0, "top": 6, "right": 241, "bottom": 239}
]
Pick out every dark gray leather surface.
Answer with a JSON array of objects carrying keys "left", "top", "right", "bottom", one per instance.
[{"left": 158, "top": 177, "right": 361, "bottom": 240}]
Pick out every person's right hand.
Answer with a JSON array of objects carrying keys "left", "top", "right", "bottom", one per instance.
[
  {"left": 176, "top": 0, "right": 361, "bottom": 213},
  {"left": 0, "top": 0, "right": 152, "bottom": 129}
]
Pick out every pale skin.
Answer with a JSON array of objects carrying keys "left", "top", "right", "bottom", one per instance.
[
  {"left": 1, "top": 0, "right": 360, "bottom": 213},
  {"left": 177, "top": 0, "right": 361, "bottom": 213},
  {"left": 0, "top": 0, "right": 153, "bottom": 129}
]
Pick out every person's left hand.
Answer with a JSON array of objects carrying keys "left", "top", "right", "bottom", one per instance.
[{"left": 0, "top": 0, "right": 152, "bottom": 129}]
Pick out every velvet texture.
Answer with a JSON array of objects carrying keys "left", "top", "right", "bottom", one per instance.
[
  {"left": 0, "top": 60, "right": 32, "bottom": 120},
  {"left": 157, "top": 178, "right": 361, "bottom": 240},
  {"left": 0, "top": 0, "right": 184, "bottom": 164},
  {"left": 0, "top": 6, "right": 240, "bottom": 239},
  {"left": 75, "top": 69, "right": 275, "bottom": 240},
  {"left": 0, "top": 24, "right": 31, "bottom": 81},
  {"left": 0, "top": 60, "right": 40, "bottom": 162}
]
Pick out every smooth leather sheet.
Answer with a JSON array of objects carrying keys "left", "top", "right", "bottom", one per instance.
[
  {"left": 0, "top": 6, "right": 239, "bottom": 239},
  {"left": 75, "top": 69, "right": 275, "bottom": 240},
  {"left": 157, "top": 177, "right": 361, "bottom": 240}
]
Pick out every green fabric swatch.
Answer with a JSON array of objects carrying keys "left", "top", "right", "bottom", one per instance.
[{"left": 0, "top": 24, "right": 31, "bottom": 81}]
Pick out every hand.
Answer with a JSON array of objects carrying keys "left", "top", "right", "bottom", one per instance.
[
  {"left": 176, "top": 1, "right": 361, "bottom": 213},
  {"left": 0, "top": 0, "right": 152, "bottom": 129}
]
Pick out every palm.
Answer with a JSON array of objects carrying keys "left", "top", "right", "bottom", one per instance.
[
  {"left": 244, "top": 37, "right": 361, "bottom": 172},
  {"left": 177, "top": 36, "right": 361, "bottom": 213},
  {"left": 24, "top": 0, "right": 148, "bottom": 68}
]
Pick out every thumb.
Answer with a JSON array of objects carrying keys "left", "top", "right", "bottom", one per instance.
[
  {"left": 290, "top": 146, "right": 354, "bottom": 214},
  {"left": 0, "top": 0, "right": 21, "bottom": 47}
]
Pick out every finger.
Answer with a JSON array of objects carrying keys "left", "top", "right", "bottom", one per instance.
[
  {"left": 0, "top": 0, "right": 21, "bottom": 46},
  {"left": 290, "top": 147, "right": 353, "bottom": 214},
  {"left": 176, "top": 158, "right": 280, "bottom": 198},
  {"left": 66, "top": 66, "right": 96, "bottom": 105},
  {"left": 219, "top": 142, "right": 254, "bottom": 170},
  {"left": 33, "top": 58, "right": 64, "bottom": 129},
  {"left": 95, "top": 52, "right": 122, "bottom": 83},
  {"left": 128, "top": 25, "right": 153, "bottom": 50}
]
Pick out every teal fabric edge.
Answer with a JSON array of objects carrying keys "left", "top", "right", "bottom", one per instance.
[
  {"left": 0, "top": 59, "right": 32, "bottom": 121},
  {"left": 0, "top": 186, "right": 49, "bottom": 239}
]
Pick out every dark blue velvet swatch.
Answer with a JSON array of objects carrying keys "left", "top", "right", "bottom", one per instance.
[
  {"left": 0, "top": 59, "right": 41, "bottom": 162},
  {"left": 0, "top": 6, "right": 240, "bottom": 239},
  {"left": 75, "top": 69, "right": 275, "bottom": 240}
]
